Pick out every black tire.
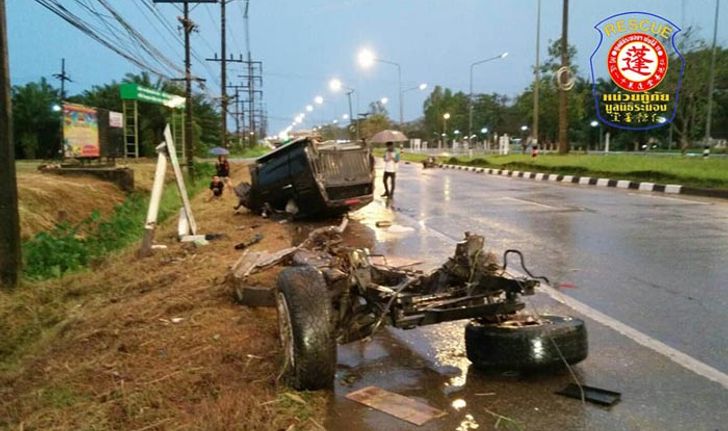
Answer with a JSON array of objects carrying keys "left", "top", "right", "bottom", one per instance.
[
  {"left": 465, "top": 315, "right": 588, "bottom": 371},
  {"left": 276, "top": 266, "right": 336, "bottom": 390}
]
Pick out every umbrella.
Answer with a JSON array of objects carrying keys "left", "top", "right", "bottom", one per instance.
[
  {"left": 369, "top": 130, "right": 408, "bottom": 143},
  {"left": 209, "top": 146, "right": 230, "bottom": 156}
]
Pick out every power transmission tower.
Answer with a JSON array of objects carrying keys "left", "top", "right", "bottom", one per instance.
[
  {"left": 52, "top": 58, "right": 73, "bottom": 100},
  {"left": 241, "top": 0, "right": 265, "bottom": 144},
  {"left": 0, "top": 0, "right": 21, "bottom": 288},
  {"left": 227, "top": 84, "right": 247, "bottom": 146}
]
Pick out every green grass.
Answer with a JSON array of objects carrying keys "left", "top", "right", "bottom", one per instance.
[
  {"left": 0, "top": 164, "right": 214, "bottom": 372},
  {"left": 230, "top": 145, "right": 271, "bottom": 159},
  {"left": 22, "top": 163, "right": 214, "bottom": 280},
  {"left": 388, "top": 151, "right": 728, "bottom": 189}
]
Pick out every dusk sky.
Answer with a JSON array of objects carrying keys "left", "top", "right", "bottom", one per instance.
[{"left": 6, "top": 1, "right": 727, "bottom": 135}]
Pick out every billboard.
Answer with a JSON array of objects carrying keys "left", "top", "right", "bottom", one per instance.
[{"left": 63, "top": 103, "right": 99, "bottom": 158}]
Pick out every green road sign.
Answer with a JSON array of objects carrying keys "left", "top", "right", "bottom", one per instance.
[{"left": 120, "top": 83, "right": 185, "bottom": 109}]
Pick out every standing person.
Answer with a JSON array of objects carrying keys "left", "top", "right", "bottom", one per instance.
[
  {"left": 382, "top": 141, "right": 399, "bottom": 198},
  {"left": 215, "top": 155, "right": 232, "bottom": 188},
  {"left": 215, "top": 155, "right": 230, "bottom": 182}
]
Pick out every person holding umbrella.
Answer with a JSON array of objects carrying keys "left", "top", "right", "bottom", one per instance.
[{"left": 382, "top": 141, "right": 400, "bottom": 198}]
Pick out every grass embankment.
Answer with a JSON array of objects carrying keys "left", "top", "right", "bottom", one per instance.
[
  {"left": 1, "top": 162, "right": 326, "bottom": 430},
  {"left": 230, "top": 145, "right": 271, "bottom": 159},
  {"left": 392, "top": 151, "right": 728, "bottom": 189}
]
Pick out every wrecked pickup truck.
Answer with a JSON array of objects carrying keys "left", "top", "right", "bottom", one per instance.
[
  {"left": 274, "top": 227, "right": 589, "bottom": 390},
  {"left": 235, "top": 138, "right": 374, "bottom": 218}
]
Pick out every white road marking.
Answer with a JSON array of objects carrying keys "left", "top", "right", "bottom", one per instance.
[
  {"left": 536, "top": 284, "right": 728, "bottom": 390},
  {"left": 386, "top": 200, "right": 728, "bottom": 389},
  {"left": 627, "top": 193, "right": 711, "bottom": 205},
  {"left": 501, "top": 196, "right": 558, "bottom": 209}
]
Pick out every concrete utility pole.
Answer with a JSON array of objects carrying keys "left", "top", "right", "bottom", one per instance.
[
  {"left": 0, "top": 0, "right": 21, "bottom": 288},
  {"left": 220, "top": 0, "right": 227, "bottom": 147},
  {"left": 53, "top": 58, "right": 72, "bottom": 101},
  {"left": 206, "top": 1, "right": 244, "bottom": 149},
  {"left": 704, "top": 0, "right": 720, "bottom": 145},
  {"left": 182, "top": 0, "right": 195, "bottom": 181},
  {"left": 558, "top": 0, "right": 570, "bottom": 154}
]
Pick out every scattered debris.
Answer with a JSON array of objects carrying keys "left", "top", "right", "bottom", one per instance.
[
  {"left": 234, "top": 233, "right": 263, "bottom": 250},
  {"left": 375, "top": 220, "right": 392, "bottom": 228},
  {"left": 483, "top": 407, "right": 524, "bottom": 431},
  {"left": 345, "top": 386, "right": 447, "bottom": 426},
  {"left": 233, "top": 284, "right": 276, "bottom": 307},
  {"left": 171, "top": 317, "right": 184, "bottom": 324},
  {"left": 282, "top": 392, "right": 307, "bottom": 405},
  {"left": 151, "top": 244, "right": 168, "bottom": 250},
  {"left": 204, "top": 233, "right": 225, "bottom": 241},
  {"left": 556, "top": 383, "right": 621, "bottom": 407}
]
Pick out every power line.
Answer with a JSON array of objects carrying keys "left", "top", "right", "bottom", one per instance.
[{"left": 34, "top": 0, "right": 172, "bottom": 78}]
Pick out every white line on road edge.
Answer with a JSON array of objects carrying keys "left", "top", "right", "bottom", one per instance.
[
  {"left": 386, "top": 201, "right": 728, "bottom": 390},
  {"left": 536, "top": 284, "right": 728, "bottom": 390}
]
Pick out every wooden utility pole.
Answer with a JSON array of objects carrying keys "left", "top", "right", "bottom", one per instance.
[
  {"left": 0, "top": 0, "right": 21, "bottom": 288},
  {"left": 558, "top": 0, "right": 570, "bottom": 154}
]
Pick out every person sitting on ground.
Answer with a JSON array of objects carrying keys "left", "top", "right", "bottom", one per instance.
[
  {"left": 208, "top": 175, "right": 225, "bottom": 201},
  {"left": 382, "top": 141, "right": 400, "bottom": 198}
]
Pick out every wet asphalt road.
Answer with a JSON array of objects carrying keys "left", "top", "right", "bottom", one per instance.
[{"left": 325, "top": 162, "right": 727, "bottom": 431}]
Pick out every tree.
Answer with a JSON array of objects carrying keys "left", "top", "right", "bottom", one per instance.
[
  {"left": 661, "top": 29, "right": 728, "bottom": 152},
  {"left": 12, "top": 78, "right": 60, "bottom": 159},
  {"left": 359, "top": 113, "right": 391, "bottom": 140}
]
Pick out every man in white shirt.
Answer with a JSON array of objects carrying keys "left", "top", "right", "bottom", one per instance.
[{"left": 382, "top": 141, "right": 399, "bottom": 198}]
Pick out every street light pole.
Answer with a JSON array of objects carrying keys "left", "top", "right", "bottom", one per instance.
[
  {"left": 443, "top": 112, "right": 450, "bottom": 148},
  {"left": 357, "top": 49, "right": 403, "bottom": 126},
  {"left": 468, "top": 52, "right": 508, "bottom": 142},
  {"left": 533, "top": 0, "right": 541, "bottom": 146}
]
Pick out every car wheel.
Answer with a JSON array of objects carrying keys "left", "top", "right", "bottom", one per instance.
[
  {"left": 276, "top": 266, "right": 336, "bottom": 390},
  {"left": 465, "top": 315, "right": 588, "bottom": 371}
]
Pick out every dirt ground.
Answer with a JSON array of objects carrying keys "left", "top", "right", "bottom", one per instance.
[
  {"left": 0, "top": 162, "right": 330, "bottom": 430},
  {"left": 15, "top": 160, "right": 161, "bottom": 241}
]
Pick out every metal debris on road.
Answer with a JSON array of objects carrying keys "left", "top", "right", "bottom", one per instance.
[
  {"left": 375, "top": 220, "right": 392, "bottom": 228},
  {"left": 345, "top": 385, "right": 447, "bottom": 426},
  {"left": 234, "top": 233, "right": 263, "bottom": 250},
  {"left": 556, "top": 383, "right": 622, "bottom": 407}
]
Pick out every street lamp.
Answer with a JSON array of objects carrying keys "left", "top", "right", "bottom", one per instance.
[
  {"left": 380, "top": 97, "right": 389, "bottom": 105},
  {"left": 469, "top": 52, "right": 509, "bottom": 141},
  {"left": 314, "top": 95, "right": 324, "bottom": 105},
  {"left": 358, "top": 47, "right": 403, "bottom": 126},
  {"left": 521, "top": 125, "right": 528, "bottom": 132},
  {"left": 342, "top": 114, "right": 349, "bottom": 120},
  {"left": 329, "top": 78, "right": 357, "bottom": 138},
  {"left": 442, "top": 112, "right": 451, "bottom": 149},
  {"left": 305, "top": 105, "right": 314, "bottom": 112},
  {"left": 590, "top": 120, "right": 603, "bottom": 150}
]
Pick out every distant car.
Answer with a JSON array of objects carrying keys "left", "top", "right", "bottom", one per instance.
[{"left": 235, "top": 137, "right": 374, "bottom": 218}]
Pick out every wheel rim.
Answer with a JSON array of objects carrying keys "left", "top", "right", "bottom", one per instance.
[{"left": 276, "top": 292, "right": 295, "bottom": 372}]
